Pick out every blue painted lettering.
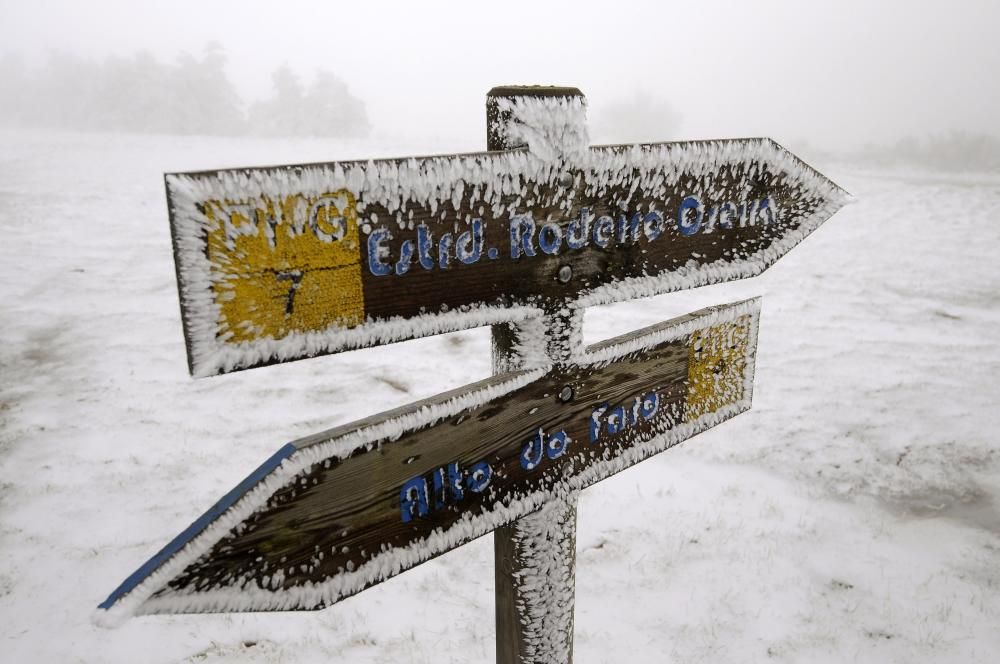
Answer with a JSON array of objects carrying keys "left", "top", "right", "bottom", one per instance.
[
  {"left": 417, "top": 224, "right": 435, "bottom": 270},
  {"left": 367, "top": 228, "right": 393, "bottom": 276},
  {"left": 589, "top": 403, "right": 609, "bottom": 443},
  {"left": 703, "top": 206, "right": 718, "bottom": 233},
  {"left": 640, "top": 392, "right": 660, "bottom": 419},
  {"left": 431, "top": 461, "right": 464, "bottom": 509},
  {"left": 565, "top": 208, "right": 592, "bottom": 249},
  {"left": 589, "top": 391, "right": 661, "bottom": 442},
  {"left": 521, "top": 427, "right": 570, "bottom": 471},
  {"left": 718, "top": 202, "right": 738, "bottom": 229},
  {"left": 757, "top": 197, "right": 776, "bottom": 225},
  {"left": 546, "top": 430, "right": 569, "bottom": 459},
  {"left": 400, "top": 476, "right": 429, "bottom": 523},
  {"left": 510, "top": 215, "right": 537, "bottom": 259},
  {"left": 617, "top": 213, "right": 642, "bottom": 244},
  {"left": 643, "top": 211, "right": 665, "bottom": 242},
  {"left": 400, "top": 458, "right": 494, "bottom": 521},
  {"left": 367, "top": 193, "right": 775, "bottom": 279},
  {"left": 538, "top": 222, "right": 563, "bottom": 255},
  {"left": 465, "top": 461, "right": 492, "bottom": 493},
  {"left": 593, "top": 215, "right": 614, "bottom": 248},
  {"left": 607, "top": 406, "right": 625, "bottom": 434},
  {"left": 395, "top": 239, "right": 415, "bottom": 275},
  {"left": 521, "top": 429, "right": 544, "bottom": 471},
  {"left": 438, "top": 233, "right": 454, "bottom": 269},
  {"left": 456, "top": 219, "right": 484, "bottom": 264},
  {"left": 678, "top": 196, "right": 703, "bottom": 236},
  {"left": 628, "top": 397, "right": 641, "bottom": 426}
]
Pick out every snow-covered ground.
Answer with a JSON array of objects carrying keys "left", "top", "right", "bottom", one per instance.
[{"left": 1, "top": 129, "right": 998, "bottom": 663}]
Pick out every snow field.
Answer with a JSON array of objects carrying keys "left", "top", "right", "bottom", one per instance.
[{"left": 0, "top": 129, "right": 998, "bottom": 662}]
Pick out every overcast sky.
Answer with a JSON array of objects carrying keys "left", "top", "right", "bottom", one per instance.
[{"left": 2, "top": 0, "right": 997, "bottom": 149}]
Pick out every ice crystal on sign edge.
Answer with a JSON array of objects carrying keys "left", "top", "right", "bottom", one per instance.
[
  {"left": 169, "top": 135, "right": 846, "bottom": 377},
  {"left": 93, "top": 298, "right": 759, "bottom": 623}
]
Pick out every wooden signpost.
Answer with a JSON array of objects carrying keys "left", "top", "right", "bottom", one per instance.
[{"left": 99, "top": 86, "right": 849, "bottom": 663}]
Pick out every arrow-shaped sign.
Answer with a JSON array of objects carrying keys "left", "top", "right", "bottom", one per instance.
[
  {"left": 97, "top": 298, "right": 759, "bottom": 620},
  {"left": 168, "top": 138, "right": 845, "bottom": 376}
]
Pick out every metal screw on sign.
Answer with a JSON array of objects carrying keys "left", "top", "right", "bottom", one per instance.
[{"left": 96, "top": 83, "right": 850, "bottom": 664}]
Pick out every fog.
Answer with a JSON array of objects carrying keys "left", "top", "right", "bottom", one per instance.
[{"left": 2, "top": 0, "right": 998, "bottom": 158}]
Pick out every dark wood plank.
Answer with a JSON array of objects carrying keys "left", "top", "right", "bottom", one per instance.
[
  {"left": 167, "top": 133, "right": 845, "bottom": 376},
  {"left": 123, "top": 299, "right": 758, "bottom": 613}
]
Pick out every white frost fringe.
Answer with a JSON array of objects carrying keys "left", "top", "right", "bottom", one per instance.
[
  {"left": 93, "top": 299, "right": 759, "bottom": 624},
  {"left": 170, "top": 126, "right": 843, "bottom": 377},
  {"left": 577, "top": 141, "right": 851, "bottom": 309},
  {"left": 495, "top": 94, "right": 590, "bottom": 161},
  {"left": 510, "top": 490, "right": 580, "bottom": 664}
]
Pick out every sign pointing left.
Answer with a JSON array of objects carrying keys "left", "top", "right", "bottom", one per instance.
[{"left": 97, "top": 298, "right": 759, "bottom": 620}]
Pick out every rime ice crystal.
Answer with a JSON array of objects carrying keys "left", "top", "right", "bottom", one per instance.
[
  {"left": 95, "top": 299, "right": 760, "bottom": 619},
  {"left": 167, "top": 133, "right": 847, "bottom": 377}
]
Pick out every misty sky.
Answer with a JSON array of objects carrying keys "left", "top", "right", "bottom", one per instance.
[{"left": 2, "top": 0, "right": 997, "bottom": 149}]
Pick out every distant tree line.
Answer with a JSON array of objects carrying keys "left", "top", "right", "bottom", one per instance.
[
  {"left": 856, "top": 132, "right": 1000, "bottom": 173},
  {"left": 0, "top": 45, "right": 370, "bottom": 138}
]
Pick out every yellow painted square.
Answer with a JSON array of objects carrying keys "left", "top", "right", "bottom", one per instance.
[
  {"left": 203, "top": 190, "right": 365, "bottom": 343},
  {"left": 684, "top": 316, "right": 752, "bottom": 422}
]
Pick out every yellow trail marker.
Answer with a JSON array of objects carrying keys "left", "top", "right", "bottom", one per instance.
[
  {"left": 204, "top": 190, "right": 364, "bottom": 343},
  {"left": 685, "top": 315, "right": 753, "bottom": 422}
]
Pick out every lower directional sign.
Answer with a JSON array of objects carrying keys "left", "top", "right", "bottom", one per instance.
[{"left": 97, "top": 298, "right": 759, "bottom": 619}]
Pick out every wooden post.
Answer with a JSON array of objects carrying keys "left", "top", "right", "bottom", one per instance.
[{"left": 488, "top": 85, "right": 585, "bottom": 664}]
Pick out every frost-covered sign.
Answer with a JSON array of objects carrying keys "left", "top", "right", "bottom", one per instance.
[
  {"left": 97, "top": 299, "right": 758, "bottom": 617},
  {"left": 167, "top": 103, "right": 847, "bottom": 376},
  {"left": 102, "top": 86, "right": 848, "bottom": 663}
]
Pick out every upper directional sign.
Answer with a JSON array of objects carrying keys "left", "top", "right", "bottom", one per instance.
[
  {"left": 167, "top": 138, "right": 847, "bottom": 376},
  {"left": 96, "top": 299, "right": 758, "bottom": 617}
]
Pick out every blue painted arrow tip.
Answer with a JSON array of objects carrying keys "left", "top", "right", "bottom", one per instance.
[{"left": 97, "top": 442, "right": 298, "bottom": 611}]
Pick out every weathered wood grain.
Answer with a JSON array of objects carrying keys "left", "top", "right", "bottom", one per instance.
[
  {"left": 141, "top": 301, "right": 757, "bottom": 611},
  {"left": 167, "top": 129, "right": 844, "bottom": 376}
]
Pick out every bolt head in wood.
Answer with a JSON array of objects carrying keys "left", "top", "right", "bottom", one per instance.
[
  {"left": 559, "top": 385, "right": 574, "bottom": 402},
  {"left": 557, "top": 265, "right": 573, "bottom": 283},
  {"left": 559, "top": 172, "right": 574, "bottom": 188}
]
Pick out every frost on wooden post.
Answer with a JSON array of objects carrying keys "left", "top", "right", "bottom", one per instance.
[
  {"left": 493, "top": 95, "right": 590, "bottom": 162},
  {"left": 490, "top": 90, "right": 588, "bottom": 664},
  {"left": 510, "top": 492, "right": 579, "bottom": 664}
]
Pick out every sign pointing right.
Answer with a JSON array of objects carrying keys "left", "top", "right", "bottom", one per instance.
[{"left": 168, "top": 135, "right": 849, "bottom": 376}]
